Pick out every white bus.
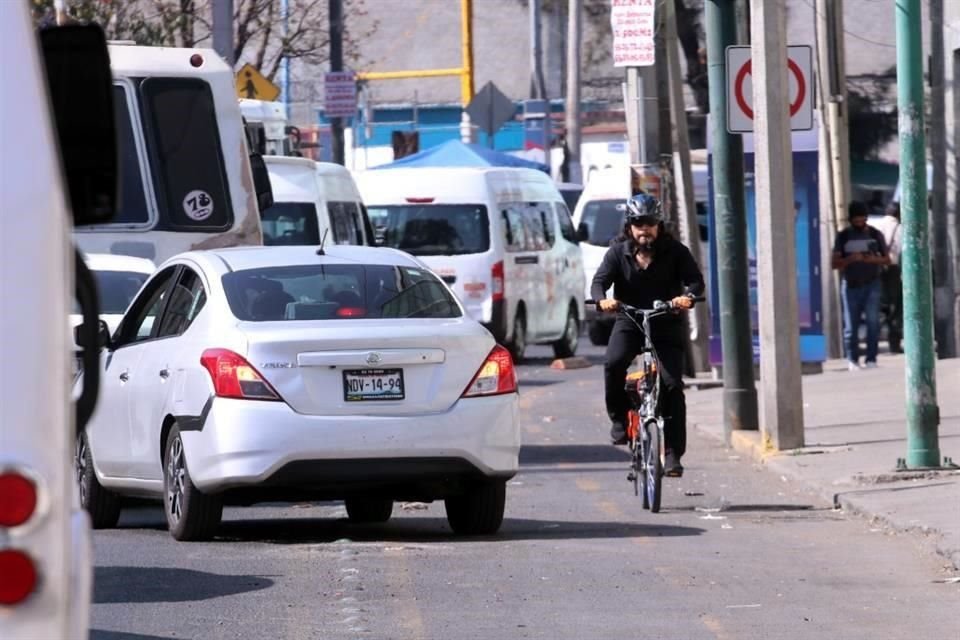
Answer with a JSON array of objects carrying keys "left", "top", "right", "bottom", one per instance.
[{"left": 73, "top": 43, "right": 270, "bottom": 265}]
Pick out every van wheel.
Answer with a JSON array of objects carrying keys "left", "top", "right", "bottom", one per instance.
[
  {"left": 445, "top": 480, "right": 506, "bottom": 535},
  {"left": 552, "top": 305, "right": 580, "bottom": 358},
  {"left": 588, "top": 321, "right": 611, "bottom": 346},
  {"left": 76, "top": 431, "right": 121, "bottom": 529},
  {"left": 509, "top": 311, "right": 527, "bottom": 362},
  {"left": 163, "top": 425, "right": 222, "bottom": 541}
]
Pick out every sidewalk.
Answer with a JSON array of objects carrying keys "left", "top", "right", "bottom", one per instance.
[{"left": 686, "top": 354, "right": 960, "bottom": 571}]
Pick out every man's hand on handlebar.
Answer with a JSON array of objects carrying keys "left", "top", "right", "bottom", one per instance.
[
  {"left": 598, "top": 299, "right": 620, "bottom": 313},
  {"left": 670, "top": 295, "right": 695, "bottom": 310}
]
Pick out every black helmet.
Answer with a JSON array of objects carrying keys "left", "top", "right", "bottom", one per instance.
[{"left": 625, "top": 193, "right": 663, "bottom": 225}]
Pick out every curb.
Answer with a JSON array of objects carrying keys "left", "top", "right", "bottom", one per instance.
[{"left": 696, "top": 425, "right": 960, "bottom": 572}]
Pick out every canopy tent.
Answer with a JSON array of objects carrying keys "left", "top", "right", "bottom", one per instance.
[{"left": 372, "top": 139, "right": 550, "bottom": 173}]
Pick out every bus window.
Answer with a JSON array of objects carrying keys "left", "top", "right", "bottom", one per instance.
[
  {"left": 140, "top": 77, "right": 233, "bottom": 231},
  {"left": 112, "top": 85, "right": 152, "bottom": 226}
]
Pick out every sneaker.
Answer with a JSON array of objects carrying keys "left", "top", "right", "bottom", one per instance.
[
  {"left": 610, "top": 422, "right": 627, "bottom": 446},
  {"left": 863, "top": 361, "right": 878, "bottom": 369},
  {"left": 664, "top": 450, "right": 684, "bottom": 477},
  {"left": 847, "top": 361, "right": 861, "bottom": 371}
]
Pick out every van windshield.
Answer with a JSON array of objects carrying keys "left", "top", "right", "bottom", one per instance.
[
  {"left": 261, "top": 202, "right": 321, "bottom": 246},
  {"left": 366, "top": 205, "right": 490, "bottom": 256},
  {"left": 579, "top": 199, "right": 625, "bottom": 246}
]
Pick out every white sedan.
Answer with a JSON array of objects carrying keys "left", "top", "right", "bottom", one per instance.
[{"left": 77, "top": 245, "right": 519, "bottom": 540}]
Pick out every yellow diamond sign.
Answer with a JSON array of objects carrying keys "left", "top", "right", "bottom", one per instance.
[{"left": 236, "top": 63, "right": 280, "bottom": 101}]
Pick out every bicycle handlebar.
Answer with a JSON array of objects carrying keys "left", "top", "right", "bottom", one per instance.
[{"left": 585, "top": 296, "right": 706, "bottom": 316}]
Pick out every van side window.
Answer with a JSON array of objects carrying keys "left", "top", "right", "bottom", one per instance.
[
  {"left": 538, "top": 207, "right": 556, "bottom": 247},
  {"left": 502, "top": 207, "right": 527, "bottom": 252},
  {"left": 556, "top": 202, "right": 578, "bottom": 243},
  {"left": 110, "top": 85, "right": 151, "bottom": 225},
  {"left": 140, "top": 77, "right": 233, "bottom": 231},
  {"left": 520, "top": 207, "right": 548, "bottom": 251},
  {"left": 329, "top": 201, "right": 363, "bottom": 245}
]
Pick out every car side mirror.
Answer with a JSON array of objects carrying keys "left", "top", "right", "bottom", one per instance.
[
  {"left": 576, "top": 222, "right": 590, "bottom": 243},
  {"left": 73, "top": 318, "right": 111, "bottom": 352},
  {"left": 249, "top": 153, "right": 274, "bottom": 213}
]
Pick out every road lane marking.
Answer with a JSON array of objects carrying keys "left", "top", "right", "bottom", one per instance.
[{"left": 575, "top": 478, "right": 600, "bottom": 492}]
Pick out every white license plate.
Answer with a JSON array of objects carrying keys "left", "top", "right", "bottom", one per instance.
[{"left": 343, "top": 368, "right": 404, "bottom": 401}]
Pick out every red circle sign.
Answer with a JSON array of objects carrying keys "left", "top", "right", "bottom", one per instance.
[{"left": 734, "top": 59, "right": 806, "bottom": 120}]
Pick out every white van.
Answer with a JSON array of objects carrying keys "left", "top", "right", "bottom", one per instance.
[
  {"left": 573, "top": 164, "right": 710, "bottom": 345},
  {"left": 261, "top": 156, "right": 373, "bottom": 246},
  {"left": 355, "top": 166, "right": 586, "bottom": 360}
]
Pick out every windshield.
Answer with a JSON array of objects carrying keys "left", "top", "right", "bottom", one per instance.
[
  {"left": 261, "top": 202, "right": 321, "bottom": 246},
  {"left": 72, "top": 270, "right": 150, "bottom": 315},
  {"left": 222, "top": 264, "right": 462, "bottom": 321},
  {"left": 366, "top": 204, "right": 490, "bottom": 256},
  {"left": 579, "top": 199, "right": 625, "bottom": 246}
]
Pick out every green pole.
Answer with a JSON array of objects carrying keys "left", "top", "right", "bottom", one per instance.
[
  {"left": 895, "top": 0, "right": 941, "bottom": 468},
  {"left": 705, "top": 0, "right": 758, "bottom": 440}
]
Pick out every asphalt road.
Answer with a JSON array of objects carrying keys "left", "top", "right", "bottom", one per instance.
[{"left": 90, "top": 342, "right": 959, "bottom": 640}]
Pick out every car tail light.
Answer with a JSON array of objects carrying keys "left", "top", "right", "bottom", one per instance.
[
  {"left": 491, "top": 261, "right": 504, "bottom": 302},
  {"left": 336, "top": 307, "right": 367, "bottom": 318},
  {"left": 0, "top": 549, "right": 38, "bottom": 605},
  {"left": 200, "top": 349, "right": 281, "bottom": 401},
  {"left": 0, "top": 472, "right": 38, "bottom": 528},
  {"left": 462, "top": 345, "right": 517, "bottom": 397}
]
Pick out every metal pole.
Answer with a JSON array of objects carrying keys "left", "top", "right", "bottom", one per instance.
[
  {"left": 281, "top": 0, "right": 290, "bottom": 120},
  {"left": 895, "top": 0, "right": 941, "bottom": 468},
  {"left": 460, "top": 0, "right": 475, "bottom": 106},
  {"left": 530, "top": 0, "right": 547, "bottom": 99},
  {"left": 826, "top": 0, "right": 851, "bottom": 232},
  {"left": 929, "top": 0, "right": 956, "bottom": 357},
  {"left": 329, "top": 0, "right": 345, "bottom": 165},
  {"left": 564, "top": 0, "right": 582, "bottom": 185},
  {"left": 212, "top": 0, "right": 234, "bottom": 66},
  {"left": 705, "top": 0, "right": 758, "bottom": 440}
]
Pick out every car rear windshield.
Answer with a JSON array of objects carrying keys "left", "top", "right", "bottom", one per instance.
[
  {"left": 366, "top": 204, "right": 490, "bottom": 256},
  {"left": 579, "top": 199, "right": 625, "bottom": 246},
  {"left": 261, "top": 202, "right": 321, "bottom": 246},
  {"left": 222, "top": 264, "right": 462, "bottom": 321},
  {"left": 73, "top": 270, "right": 150, "bottom": 315}
]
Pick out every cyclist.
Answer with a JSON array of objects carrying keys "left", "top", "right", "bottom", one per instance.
[{"left": 591, "top": 193, "right": 705, "bottom": 477}]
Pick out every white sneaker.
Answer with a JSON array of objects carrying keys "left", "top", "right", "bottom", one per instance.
[
  {"left": 847, "top": 361, "right": 861, "bottom": 371},
  {"left": 863, "top": 362, "right": 878, "bottom": 369}
]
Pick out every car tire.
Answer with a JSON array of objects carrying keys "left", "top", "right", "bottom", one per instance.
[
  {"left": 552, "top": 304, "right": 580, "bottom": 358},
  {"left": 345, "top": 498, "right": 394, "bottom": 523},
  {"left": 588, "top": 321, "right": 611, "bottom": 346},
  {"left": 75, "top": 431, "right": 121, "bottom": 529},
  {"left": 444, "top": 480, "right": 506, "bottom": 535},
  {"left": 163, "top": 425, "right": 222, "bottom": 541},
  {"left": 509, "top": 311, "right": 527, "bottom": 363}
]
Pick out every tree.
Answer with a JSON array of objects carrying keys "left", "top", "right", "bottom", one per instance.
[{"left": 31, "top": 0, "right": 377, "bottom": 81}]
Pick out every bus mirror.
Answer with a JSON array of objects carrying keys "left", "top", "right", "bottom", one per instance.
[
  {"left": 576, "top": 222, "right": 590, "bottom": 243},
  {"left": 39, "top": 25, "right": 117, "bottom": 227},
  {"left": 249, "top": 153, "right": 274, "bottom": 212}
]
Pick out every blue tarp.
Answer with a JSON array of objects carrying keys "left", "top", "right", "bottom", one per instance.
[{"left": 372, "top": 139, "right": 549, "bottom": 173}]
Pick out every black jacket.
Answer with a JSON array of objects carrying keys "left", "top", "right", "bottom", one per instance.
[{"left": 591, "top": 235, "right": 705, "bottom": 343}]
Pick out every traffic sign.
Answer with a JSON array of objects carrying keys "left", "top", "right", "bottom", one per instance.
[
  {"left": 465, "top": 82, "right": 516, "bottom": 137},
  {"left": 725, "top": 45, "right": 814, "bottom": 133},
  {"left": 324, "top": 71, "right": 358, "bottom": 119},
  {"left": 235, "top": 63, "right": 280, "bottom": 102}
]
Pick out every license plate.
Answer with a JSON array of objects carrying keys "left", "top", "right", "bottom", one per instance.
[{"left": 343, "top": 368, "right": 404, "bottom": 401}]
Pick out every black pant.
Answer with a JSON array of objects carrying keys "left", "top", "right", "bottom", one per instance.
[{"left": 604, "top": 319, "right": 687, "bottom": 457}]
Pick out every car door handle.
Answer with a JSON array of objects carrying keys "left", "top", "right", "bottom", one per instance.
[
  {"left": 159, "top": 369, "right": 170, "bottom": 379},
  {"left": 119, "top": 371, "right": 130, "bottom": 382}
]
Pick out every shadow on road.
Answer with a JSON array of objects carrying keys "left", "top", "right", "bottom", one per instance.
[
  {"left": 94, "top": 566, "right": 274, "bottom": 604},
  {"left": 91, "top": 631, "right": 179, "bottom": 640},
  {"left": 214, "top": 515, "right": 703, "bottom": 544},
  {"left": 520, "top": 444, "right": 631, "bottom": 465}
]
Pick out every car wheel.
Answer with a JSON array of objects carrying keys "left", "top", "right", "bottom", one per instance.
[
  {"left": 552, "top": 304, "right": 580, "bottom": 358},
  {"left": 588, "top": 320, "right": 611, "bottom": 346},
  {"left": 163, "top": 425, "right": 222, "bottom": 541},
  {"left": 444, "top": 480, "right": 506, "bottom": 535},
  {"left": 75, "top": 431, "right": 121, "bottom": 529},
  {"left": 344, "top": 498, "right": 394, "bottom": 523},
  {"left": 509, "top": 311, "right": 527, "bottom": 362}
]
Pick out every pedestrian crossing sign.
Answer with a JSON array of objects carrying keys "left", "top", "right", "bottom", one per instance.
[{"left": 236, "top": 63, "right": 280, "bottom": 102}]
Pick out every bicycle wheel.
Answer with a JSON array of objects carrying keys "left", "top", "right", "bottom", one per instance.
[{"left": 641, "top": 420, "right": 663, "bottom": 513}]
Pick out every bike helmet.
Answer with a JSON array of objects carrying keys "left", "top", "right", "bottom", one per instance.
[{"left": 625, "top": 193, "right": 663, "bottom": 225}]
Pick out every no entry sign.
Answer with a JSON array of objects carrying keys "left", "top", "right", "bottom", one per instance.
[{"left": 725, "top": 45, "right": 814, "bottom": 134}]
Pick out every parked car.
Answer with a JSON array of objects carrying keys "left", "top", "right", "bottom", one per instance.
[
  {"left": 355, "top": 166, "right": 585, "bottom": 360},
  {"left": 77, "top": 245, "right": 519, "bottom": 540},
  {"left": 70, "top": 253, "right": 155, "bottom": 342}
]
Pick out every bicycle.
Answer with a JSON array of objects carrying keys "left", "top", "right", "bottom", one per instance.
[{"left": 587, "top": 297, "right": 703, "bottom": 513}]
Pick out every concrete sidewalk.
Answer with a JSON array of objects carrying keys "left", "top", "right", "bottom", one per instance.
[{"left": 686, "top": 354, "right": 960, "bottom": 571}]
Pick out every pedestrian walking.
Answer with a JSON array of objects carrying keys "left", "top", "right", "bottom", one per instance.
[
  {"left": 870, "top": 201, "right": 903, "bottom": 353},
  {"left": 832, "top": 201, "right": 891, "bottom": 370}
]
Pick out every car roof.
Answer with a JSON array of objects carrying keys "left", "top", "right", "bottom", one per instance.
[
  {"left": 174, "top": 245, "right": 423, "bottom": 274},
  {"left": 83, "top": 253, "right": 156, "bottom": 273}
]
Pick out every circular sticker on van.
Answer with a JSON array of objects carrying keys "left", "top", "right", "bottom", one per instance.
[{"left": 183, "top": 190, "right": 214, "bottom": 221}]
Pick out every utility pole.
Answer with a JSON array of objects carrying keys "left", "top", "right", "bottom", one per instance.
[
  {"left": 929, "top": 0, "right": 956, "bottom": 357},
  {"left": 212, "top": 0, "right": 234, "bottom": 65},
  {"left": 666, "top": 0, "right": 709, "bottom": 373},
  {"left": 751, "top": 0, "right": 804, "bottom": 450},
  {"left": 564, "top": 0, "right": 582, "bottom": 184},
  {"left": 818, "top": 0, "right": 851, "bottom": 232},
  {"left": 705, "top": 1, "right": 758, "bottom": 441},
  {"left": 896, "top": 0, "right": 941, "bottom": 468},
  {"left": 530, "top": 0, "right": 547, "bottom": 100},
  {"left": 329, "top": 0, "right": 345, "bottom": 165},
  {"left": 281, "top": 0, "right": 290, "bottom": 120}
]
